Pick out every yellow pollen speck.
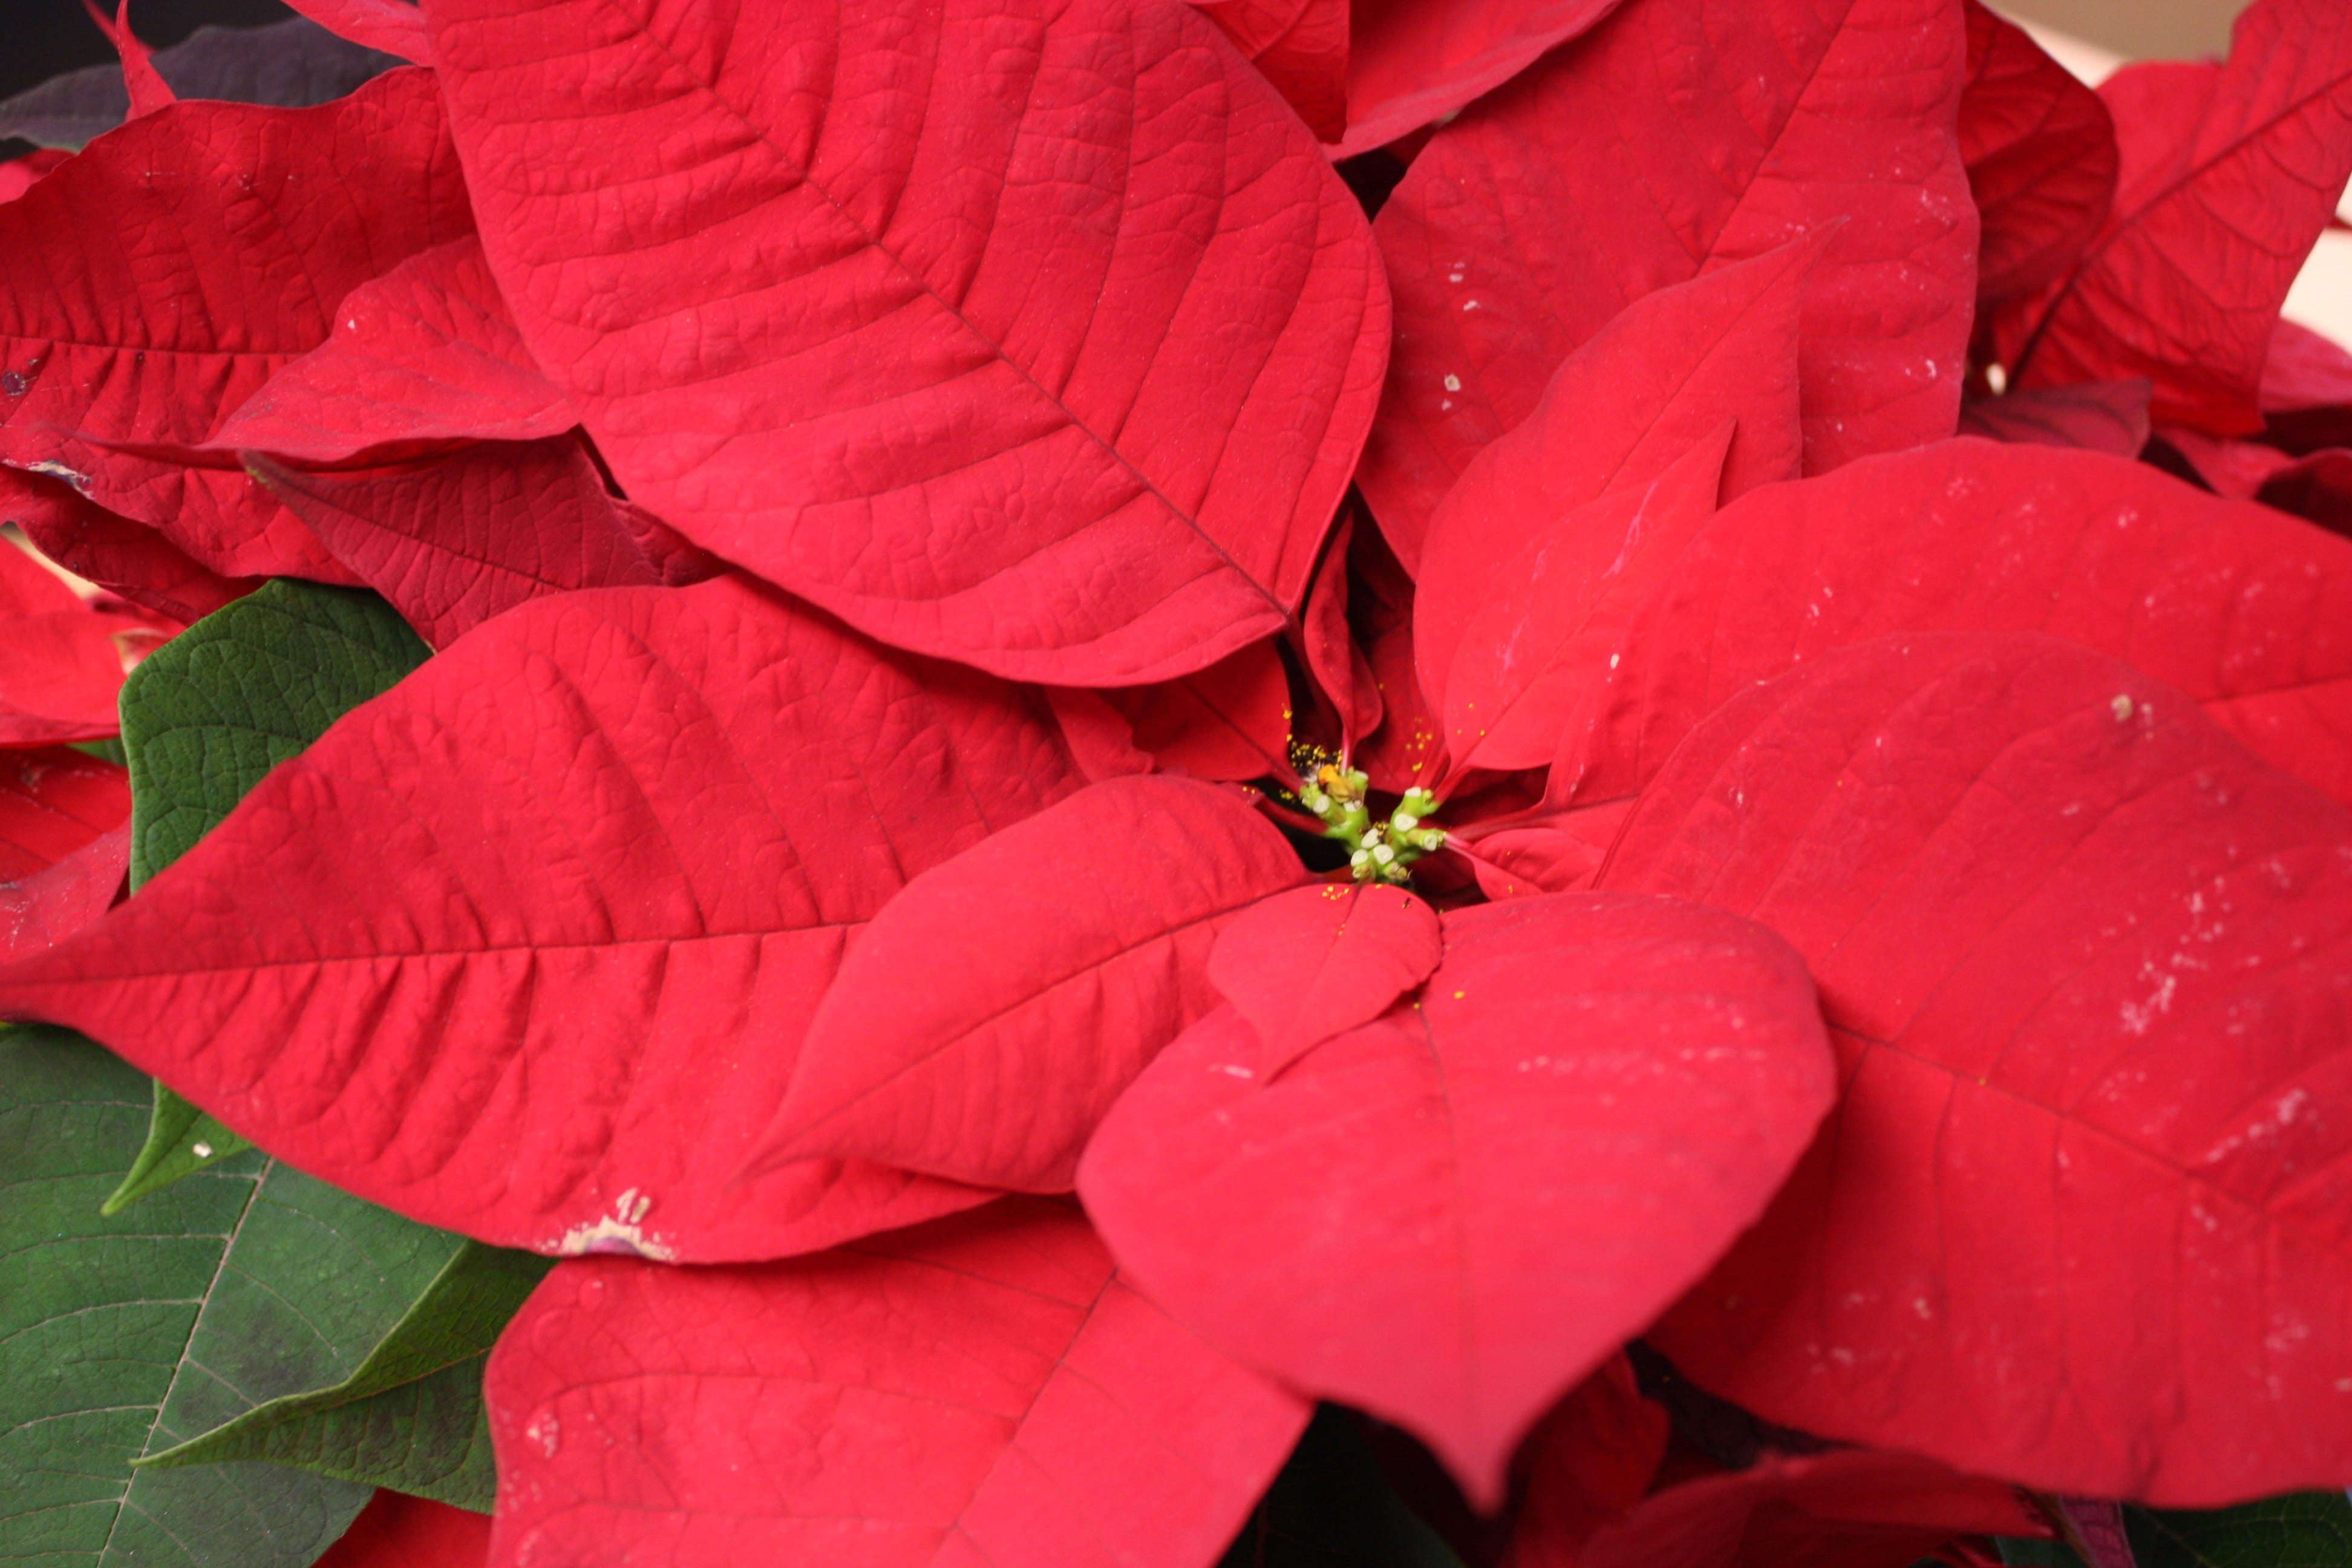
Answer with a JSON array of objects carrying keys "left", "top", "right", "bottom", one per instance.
[
  {"left": 2111, "top": 693, "right": 2135, "bottom": 721},
  {"left": 1452, "top": 990, "right": 1465, "bottom": 999}
]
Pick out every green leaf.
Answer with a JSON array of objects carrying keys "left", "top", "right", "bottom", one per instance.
[
  {"left": 102, "top": 1079, "right": 253, "bottom": 1215},
  {"left": 109, "top": 580, "right": 428, "bottom": 1212},
  {"left": 121, "top": 578, "right": 429, "bottom": 891},
  {"left": 1, "top": 1023, "right": 453, "bottom": 1566},
  {"left": 1219, "top": 1406, "right": 1466, "bottom": 1568},
  {"left": 136, "top": 1243, "right": 553, "bottom": 1512},
  {"left": 2126, "top": 1492, "right": 2352, "bottom": 1568}
]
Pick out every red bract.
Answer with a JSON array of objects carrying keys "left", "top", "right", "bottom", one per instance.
[
  {"left": 0, "top": 823, "right": 129, "bottom": 965},
  {"left": 1955, "top": 378, "right": 2151, "bottom": 455},
  {"left": 1086, "top": 639, "right": 1297, "bottom": 782},
  {"left": 1080, "top": 893, "right": 1834, "bottom": 1506},
  {"left": 282, "top": 0, "right": 435, "bottom": 64},
  {"left": 1190, "top": 0, "right": 1350, "bottom": 141},
  {"left": 4, "top": 474, "right": 255, "bottom": 625},
  {"left": 0, "top": 68, "right": 472, "bottom": 578},
  {"left": 0, "top": 747, "right": 129, "bottom": 882},
  {"left": 1553, "top": 439, "right": 2352, "bottom": 808},
  {"left": 1338, "top": 0, "right": 1625, "bottom": 157},
  {"left": 1404, "top": 232, "right": 1811, "bottom": 579},
  {"left": 1205, "top": 880, "right": 1441, "bottom": 1072},
  {"left": 484, "top": 1200, "right": 1308, "bottom": 1568},
  {"left": 1958, "top": 1, "right": 2117, "bottom": 309},
  {"left": 214, "top": 237, "right": 572, "bottom": 462},
  {"left": 0, "top": 577, "right": 1083, "bottom": 1261},
  {"left": 250, "top": 438, "right": 716, "bottom": 649},
  {"left": 423, "top": 0, "right": 1388, "bottom": 685},
  {"left": 1601, "top": 633, "right": 2352, "bottom": 1502},
  {"left": 1361, "top": 0, "right": 1976, "bottom": 549},
  {"left": 1998, "top": 0, "right": 2352, "bottom": 430},
  {"left": 754, "top": 774, "right": 1304, "bottom": 1192},
  {"left": 314, "top": 1491, "right": 491, "bottom": 1568}
]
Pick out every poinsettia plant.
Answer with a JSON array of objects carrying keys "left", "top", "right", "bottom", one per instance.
[{"left": 4, "top": 0, "right": 2352, "bottom": 1563}]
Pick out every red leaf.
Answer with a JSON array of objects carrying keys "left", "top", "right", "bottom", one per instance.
[
  {"left": 1422, "top": 424, "right": 1730, "bottom": 777},
  {"left": 316, "top": 1491, "right": 490, "bottom": 1568},
  {"left": 1456, "top": 799, "right": 1632, "bottom": 901},
  {"left": 425, "top": 0, "right": 1388, "bottom": 686},
  {"left": 0, "top": 71, "right": 472, "bottom": 579},
  {"left": 250, "top": 438, "right": 717, "bottom": 650},
  {"left": 1555, "top": 439, "right": 2352, "bottom": 811},
  {"left": 2057, "top": 1501, "right": 2137, "bottom": 1568},
  {"left": 1347, "top": 518, "right": 1442, "bottom": 791},
  {"left": 1496, "top": 1356, "right": 1669, "bottom": 1567},
  {"left": 1511, "top": 1443, "right": 2042, "bottom": 1568},
  {"left": 280, "top": 0, "right": 432, "bottom": 65},
  {"left": 0, "top": 747, "right": 129, "bottom": 882},
  {"left": 750, "top": 774, "right": 1304, "bottom": 1192},
  {"left": 0, "top": 577, "right": 1084, "bottom": 1261},
  {"left": 0, "top": 149, "right": 70, "bottom": 204},
  {"left": 1299, "top": 507, "right": 1381, "bottom": 748},
  {"left": 1079, "top": 893, "right": 1834, "bottom": 1506},
  {"left": 82, "top": 0, "right": 177, "bottom": 120},
  {"left": 1338, "top": 0, "right": 1628, "bottom": 158},
  {"left": 4, "top": 472, "right": 254, "bottom": 624},
  {"left": 1959, "top": 1, "right": 2117, "bottom": 305},
  {"left": 0, "top": 608, "right": 147, "bottom": 745},
  {"left": 1093, "top": 638, "right": 1295, "bottom": 783},
  {"left": 2003, "top": 1, "right": 2352, "bottom": 431},
  {"left": 1042, "top": 688, "right": 1157, "bottom": 785},
  {"left": 484, "top": 1199, "right": 1308, "bottom": 1568},
  {"left": 1955, "top": 379, "right": 2151, "bottom": 456},
  {"left": 213, "top": 238, "right": 572, "bottom": 463},
  {"left": 2258, "top": 446, "right": 2352, "bottom": 538},
  {"left": 0, "top": 534, "right": 87, "bottom": 620},
  {"left": 1206, "top": 881, "right": 1441, "bottom": 1073},
  {"left": 1361, "top": 0, "right": 1976, "bottom": 550},
  {"left": 1402, "top": 232, "right": 1812, "bottom": 579},
  {"left": 2263, "top": 318, "right": 2352, "bottom": 413},
  {"left": 2154, "top": 424, "right": 2297, "bottom": 498},
  {"left": 1600, "top": 632, "right": 2352, "bottom": 1502},
  {"left": 0, "top": 824, "right": 129, "bottom": 965},
  {"left": 1191, "top": 0, "right": 1350, "bottom": 142}
]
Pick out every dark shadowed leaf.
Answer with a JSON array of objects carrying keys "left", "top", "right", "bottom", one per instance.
[
  {"left": 2126, "top": 1492, "right": 2352, "bottom": 1568},
  {"left": 0, "top": 18, "right": 398, "bottom": 150},
  {"left": 138, "top": 1242, "right": 552, "bottom": 1511},
  {"left": 1218, "top": 1406, "right": 1467, "bottom": 1568},
  {"left": 1957, "top": 380, "right": 2151, "bottom": 455}
]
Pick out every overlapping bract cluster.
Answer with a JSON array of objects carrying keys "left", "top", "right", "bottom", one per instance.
[{"left": 3, "top": 0, "right": 2352, "bottom": 1564}]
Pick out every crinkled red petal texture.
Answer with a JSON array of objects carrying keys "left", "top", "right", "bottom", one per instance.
[
  {"left": 425, "top": 0, "right": 1388, "bottom": 687},
  {"left": 1956, "top": 379, "right": 2151, "bottom": 456},
  {"left": 1079, "top": 892, "right": 1835, "bottom": 1507},
  {"left": 1091, "top": 639, "right": 1295, "bottom": 783},
  {"left": 1206, "top": 881, "right": 1441, "bottom": 1073},
  {"left": 1958, "top": 1, "right": 2117, "bottom": 306},
  {"left": 214, "top": 237, "right": 572, "bottom": 463},
  {"left": 1191, "top": 0, "right": 1350, "bottom": 142},
  {"left": 1599, "top": 632, "right": 2352, "bottom": 1503},
  {"left": 0, "top": 748, "right": 130, "bottom": 882},
  {"left": 1422, "top": 425, "right": 1728, "bottom": 779},
  {"left": 315, "top": 1490, "right": 491, "bottom": 1568},
  {"left": 1360, "top": 0, "right": 1976, "bottom": 553},
  {"left": 483, "top": 1199, "right": 1309, "bottom": 1568},
  {"left": 1555, "top": 439, "right": 2352, "bottom": 809},
  {"left": 2000, "top": 0, "right": 2352, "bottom": 432},
  {"left": 1337, "top": 0, "right": 1628, "bottom": 157},
  {"left": 0, "top": 70, "right": 472, "bottom": 579},
  {"left": 1509, "top": 1440, "right": 2042, "bottom": 1568},
  {"left": 252, "top": 438, "right": 717, "bottom": 650},
  {"left": 281, "top": 0, "right": 433, "bottom": 64},
  {"left": 0, "top": 577, "right": 1086, "bottom": 1262},
  {"left": 754, "top": 774, "right": 1304, "bottom": 1192}
]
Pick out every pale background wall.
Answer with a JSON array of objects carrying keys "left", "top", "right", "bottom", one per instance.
[{"left": 1988, "top": 0, "right": 2352, "bottom": 347}]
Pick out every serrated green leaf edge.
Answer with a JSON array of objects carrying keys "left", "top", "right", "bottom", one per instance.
[
  {"left": 109, "top": 578, "right": 428, "bottom": 1213},
  {"left": 135, "top": 1242, "right": 553, "bottom": 1512}
]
